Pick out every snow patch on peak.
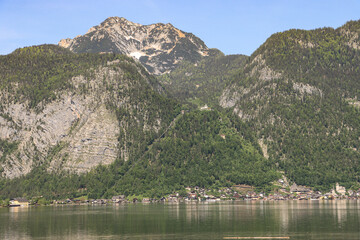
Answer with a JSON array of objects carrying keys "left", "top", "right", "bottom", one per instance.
[
  {"left": 58, "top": 16, "right": 211, "bottom": 74},
  {"left": 125, "top": 36, "right": 133, "bottom": 41},
  {"left": 130, "top": 52, "right": 144, "bottom": 60}
]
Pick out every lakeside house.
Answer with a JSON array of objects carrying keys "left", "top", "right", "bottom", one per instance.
[
  {"left": 9, "top": 198, "right": 29, "bottom": 207},
  {"left": 8, "top": 182, "right": 359, "bottom": 206}
]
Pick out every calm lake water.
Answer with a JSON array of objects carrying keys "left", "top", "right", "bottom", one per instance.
[{"left": 0, "top": 200, "right": 359, "bottom": 239}]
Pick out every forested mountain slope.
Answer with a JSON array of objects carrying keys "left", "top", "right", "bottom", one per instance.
[
  {"left": 0, "top": 45, "right": 277, "bottom": 200},
  {"left": 220, "top": 20, "right": 360, "bottom": 189},
  {"left": 2, "top": 19, "right": 360, "bottom": 200},
  {"left": 157, "top": 51, "right": 248, "bottom": 107},
  {"left": 0, "top": 110, "right": 280, "bottom": 199},
  {"left": 111, "top": 110, "right": 279, "bottom": 197},
  {"left": 0, "top": 45, "right": 180, "bottom": 179}
]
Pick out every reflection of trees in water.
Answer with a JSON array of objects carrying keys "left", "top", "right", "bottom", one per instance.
[
  {"left": 1, "top": 201, "right": 360, "bottom": 239},
  {"left": 3, "top": 207, "right": 31, "bottom": 239},
  {"left": 278, "top": 200, "right": 359, "bottom": 235},
  {"left": 184, "top": 202, "right": 283, "bottom": 235}
]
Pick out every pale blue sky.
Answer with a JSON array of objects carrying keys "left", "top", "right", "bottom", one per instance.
[{"left": 0, "top": 0, "right": 359, "bottom": 55}]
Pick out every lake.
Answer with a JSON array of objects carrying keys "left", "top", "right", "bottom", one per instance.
[{"left": 0, "top": 200, "right": 359, "bottom": 239}]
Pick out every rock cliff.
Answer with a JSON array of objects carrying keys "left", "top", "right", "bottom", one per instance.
[
  {"left": 0, "top": 45, "right": 179, "bottom": 178},
  {"left": 59, "top": 17, "right": 212, "bottom": 75}
]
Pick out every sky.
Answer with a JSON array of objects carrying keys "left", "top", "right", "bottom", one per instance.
[{"left": 0, "top": 0, "right": 359, "bottom": 56}]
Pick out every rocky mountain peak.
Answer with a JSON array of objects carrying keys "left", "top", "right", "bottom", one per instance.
[
  {"left": 99, "top": 16, "right": 142, "bottom": 29},
  {"left": 58, "top": 17, "right": 211, "bottom": 74}
]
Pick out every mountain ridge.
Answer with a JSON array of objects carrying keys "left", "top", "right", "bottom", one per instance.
[
  {"left": 59, "top": 16, "right": 215, "bottom": 75},
  {"left": 219, "top": 19, "right": 360, "bottom": 189},
  {"left": 0, "top": 44, "right": 180, "bottom": 179},
  {"left": 1, "top": 18, "right": 360, "bottom": 199}
]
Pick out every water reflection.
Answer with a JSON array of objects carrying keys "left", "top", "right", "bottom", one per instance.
[{"left": 0, "top": 201, "right": 360, "bottom": 239}]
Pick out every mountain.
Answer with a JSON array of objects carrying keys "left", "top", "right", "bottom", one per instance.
[
  {"left": 59, "top": 17, "right": 216, "bottom": 75},
  {"left": 2, "top": 18, "right": 360, "bottom": 200},
  {"left": 157, "top": 51, "right": 248, "bottom": 107},
  {"left": 58, "top": 16, "right": 248, "bottom": 108},
  {"left": 109, "top": 110, "right": 279, "bottom": 198},
  {"left": 0, "top": 44, "right": 180, "bottom": 179},
  {"left": 0, "top": 45, "right": 277, "bottom": 200},
  {"left": 220, "top": 20, "right": 360, "bottom": 189},
  {"left": 0, "top": 109, "right": 280, "bottom": 199}
]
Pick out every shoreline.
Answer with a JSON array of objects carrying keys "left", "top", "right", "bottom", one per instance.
[{"left": 2, "top": 197, "right": 359, "bottom": 208}]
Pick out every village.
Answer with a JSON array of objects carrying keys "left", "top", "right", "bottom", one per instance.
[{"left": 3, "top": 181, "right": 360, "bottom": 207}]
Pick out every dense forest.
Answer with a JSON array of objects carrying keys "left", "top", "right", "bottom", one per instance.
[
  {"left": 158, "top": 51, "right": 248, "bottom": 107},
  {"left": 225, "top": 20, "right": 360, "bottom": 190},
  {"left": 0, "top": 45, "right": 136, "bottom": 108},
  {"left": 0, "top": 110, "right": 279, "bottom": 199}
]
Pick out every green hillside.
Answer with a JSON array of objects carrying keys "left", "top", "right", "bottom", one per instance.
[
  {"left": 224, "top": 20, "right": 360, "bottom": 190},
  {"left": 0, "top": 45, "right": 140, "bottom": 108},
  {"left": 0, "top": 110, "right": 279, "bottom": 199},
  {"left": 0, "top": 46, "right": 277, "bottom": 200},
  {"left": 1, "top": 20, "right": 360, "bottom": 200},
  {"left": 111, "top": 110, "right": 279, "bottom": 198},
  {"left": 158, "top": 51, "right": 248, "bottom": 107}
]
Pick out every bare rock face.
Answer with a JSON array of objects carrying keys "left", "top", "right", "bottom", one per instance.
[
  {"left": 0, "top": 99, "right": 82, "bottom": 178},
  {"left": 219, "top": 53, "right": 282, "bottom": 119},
  {"left": 48, "top": 103, "right": 120, "bottom": 173},
  {"left": 0, "top": 60, "right": 165, "bottom": 178},
  {"left": 59, "top": 17, "right": 211, "bottom": 75},
  {"left": 0, "top": 72, "right": 118, "bottom": 177}
]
